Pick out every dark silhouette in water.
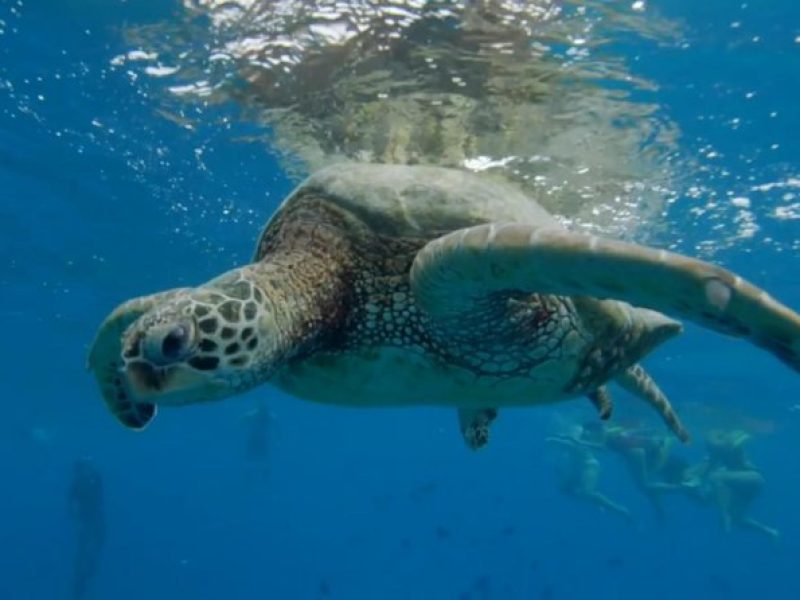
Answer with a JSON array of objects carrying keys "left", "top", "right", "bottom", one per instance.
[
  {"left": 242, "top": 402, "right": 275, "bottom": 482},
  {"left": 458, "top": 575, "right": 492, "bottom": 600},
  {"left": 471, "top": 575, "right": 492, "bottom": 600},
  {"left": 409, "top": 480, "right": 437, "bottom": 501},
  {"left": 500, "top": 525, "right": 515, "bottom": 536},
  {"left": 372, "top": 493, "right": 393, "bottom": 511},
  {"left": 67, "top": 458, "right": 105, "bottom": 600},
  {"left": 540, "top": 582, "right": 555, "bottom": 600}
]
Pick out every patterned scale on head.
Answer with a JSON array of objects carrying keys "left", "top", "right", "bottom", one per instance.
[{"left": 114, "top": 272, "right": 274, "bottom": 407}]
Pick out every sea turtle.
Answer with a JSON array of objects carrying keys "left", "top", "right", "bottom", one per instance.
[{"left": 88, "top": 163, "right": 800, "bottom": 449}]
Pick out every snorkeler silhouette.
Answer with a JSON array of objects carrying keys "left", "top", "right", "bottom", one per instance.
[
  {"left": 580, "top": 422, "right": 688, "bottom": 521},
  {"left": 546, "top": 425, "right": 634, "bottom": 524},
  {"left": 242, "top": 401, "right": 275, "bottom": 482},
  {"left": 693, "top": 430, "right": 780, "bottom": 542},
  {"left": 67, "top": 458, "right": 105, "bottom": 599}
]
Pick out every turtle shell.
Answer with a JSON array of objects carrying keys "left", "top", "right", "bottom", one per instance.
[{"left": 254, "top": 163, "right": 560, "bottom": 261}]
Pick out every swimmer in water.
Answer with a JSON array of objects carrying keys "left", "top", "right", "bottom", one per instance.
[
  {"left": 546, "top": 424, "right": 634, "bottom": 524},
  {"left": 67, "top": 458, "right": 105, "bottom": 599},
  {"left": 694, "top": 430, "right": 780, "bottom": 542},
  {"left": 581, "top": 422, "right": 689, "bottom": 520},
  {"left": 242, "top": 401, "right": 275, "bottom": 483}
]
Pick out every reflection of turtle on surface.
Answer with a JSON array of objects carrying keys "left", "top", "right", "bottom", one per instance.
[
  {"left": 89, "top": 163, "right": 800, "bottom": 449},
  {"left": 129, "top": 1, "right": 683, "bottom": 239},
  {"left": 693, "top": 430, "right": 780, "bottom": 543}
]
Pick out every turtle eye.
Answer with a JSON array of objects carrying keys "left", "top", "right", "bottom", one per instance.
[
  {"left": 142, "top": 320, "right": 195, "bottom": 365},
  {"left": 162, "top": 325, "right": 190, "bottom": 359}
]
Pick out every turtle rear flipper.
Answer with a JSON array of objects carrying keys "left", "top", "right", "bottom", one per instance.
[
  {"left": 87, "top": 289, "right": 189, "bottom": 430},
  {"left": 587, "top": 386, "right": 613, "bottom": 420},
  {"left": 410, "top": 223, "right": 800, "bottom": 374},
  {"left": 615, "top": 364, "right": 690, "bottom": 442}
]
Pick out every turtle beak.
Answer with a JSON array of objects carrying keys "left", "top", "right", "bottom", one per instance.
[
  {"left": 125, "top": 360, "right": 167, "bottom": 395},
  {"left": 123, "top": 360, "right": 230, "bottom": 406}
]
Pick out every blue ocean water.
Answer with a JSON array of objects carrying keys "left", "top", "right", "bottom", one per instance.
[{"left": 2, "top": 1, "right": 800, "bottom": 599}]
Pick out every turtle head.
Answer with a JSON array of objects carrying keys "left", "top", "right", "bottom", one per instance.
[
  {"left": 86, "top": 267, "right": 293, "bottom": 427},
  {"left": 118, "top": 274, "right": 280, "bottom": 408},
  {"left": 119, "top": 300, "right": 228, "bottom": 407}
]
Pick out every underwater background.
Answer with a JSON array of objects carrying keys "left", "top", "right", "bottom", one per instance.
[{"left": 2, "top": 1, "right": 800, "bottom": 598}]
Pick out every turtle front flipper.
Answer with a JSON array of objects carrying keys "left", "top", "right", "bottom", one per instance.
[
  {"left": 457, "top": 407, "right": 498, "bottom": 450},
  {"left": 410, "top": 223, "right": 800, "bottom": 375},
  {"left": 615, "top": 364, "right": 690, "bottom": 442},
  {"left": 88, "top": 289, "right": 189, "bottom": 430}
]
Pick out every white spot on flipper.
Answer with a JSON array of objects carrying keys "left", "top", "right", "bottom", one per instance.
[
  {"left": 704, "top": 278, "right": 732, "bottom": 311},
  {"left": 657, "top": 249, "right": 667, "bottom": 263}
]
